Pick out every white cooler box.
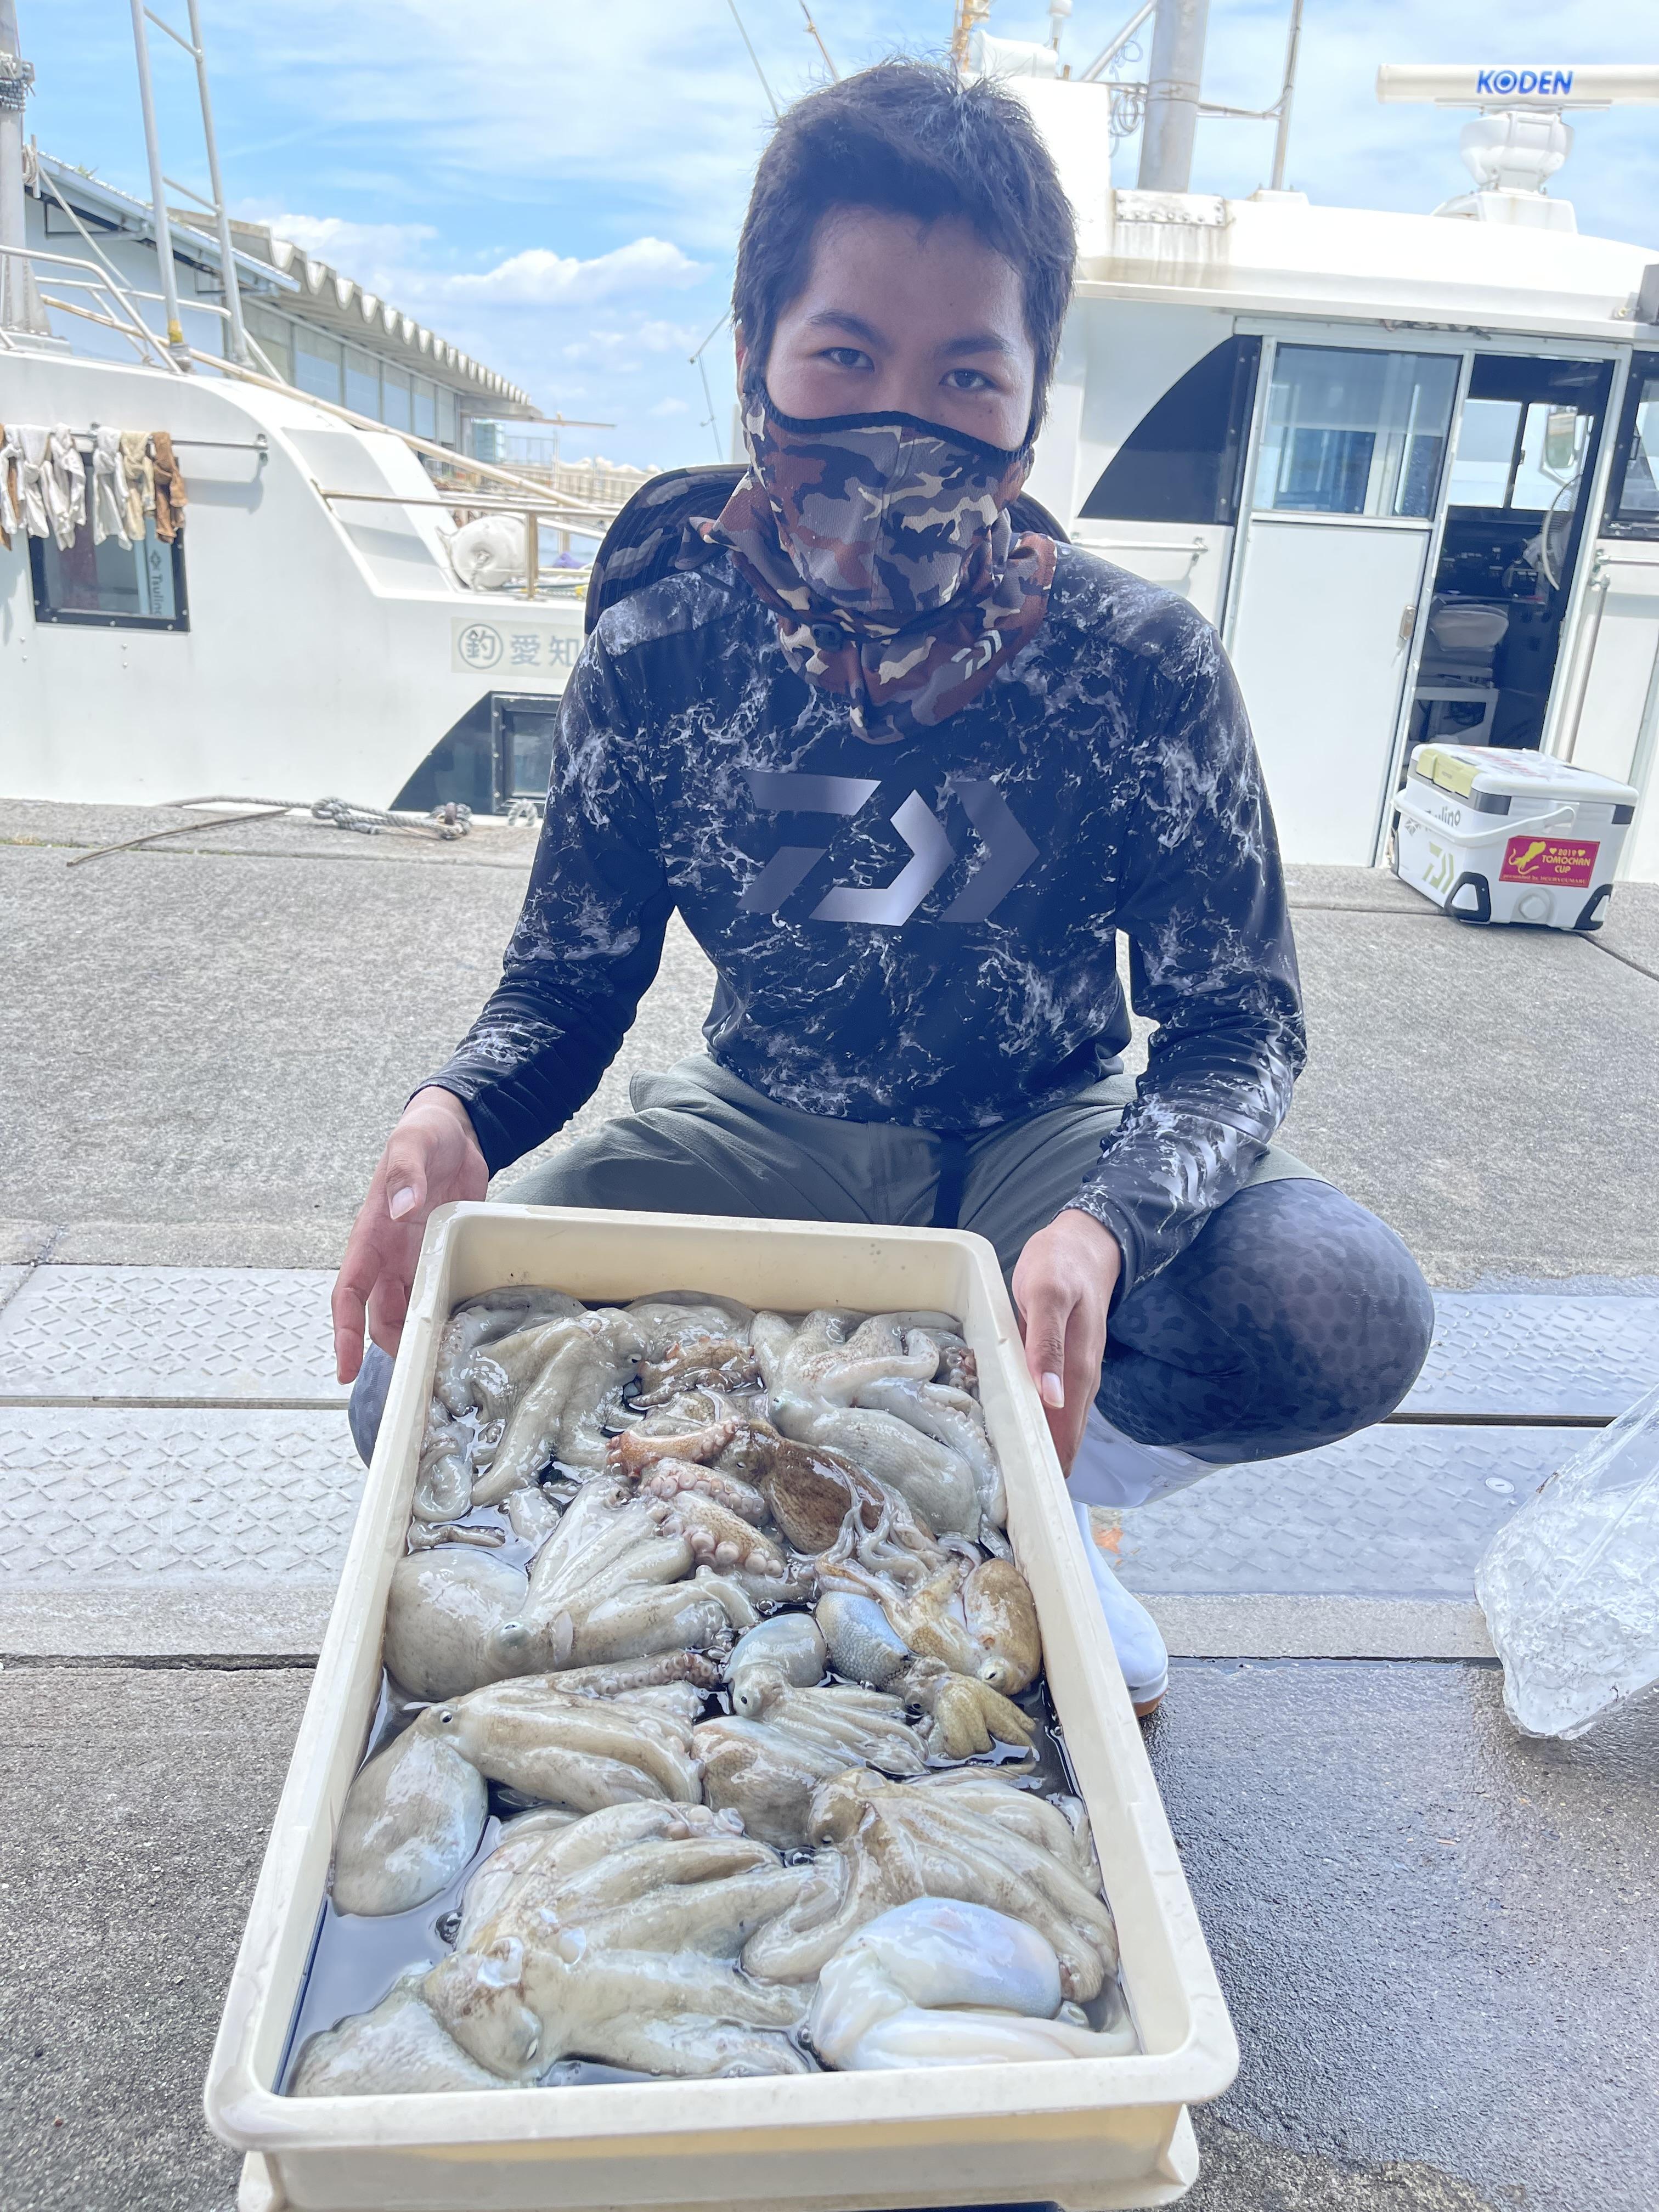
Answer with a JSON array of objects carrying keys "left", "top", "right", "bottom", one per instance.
[{"left": 1391, "top": 743, "right": 1638, "bottom": 929}]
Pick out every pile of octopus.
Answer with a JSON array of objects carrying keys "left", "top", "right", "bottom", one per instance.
[{"left": 289, "top": 1287, "right": 1139, "bottom": 2091}]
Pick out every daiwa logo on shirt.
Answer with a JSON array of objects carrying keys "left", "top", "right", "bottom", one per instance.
[
  {"left": 1474, "top": 68, "right": 1573, "bottom": 97},
  {"left": 741, "top": 770, "right": 1037, "bottom": 927}
]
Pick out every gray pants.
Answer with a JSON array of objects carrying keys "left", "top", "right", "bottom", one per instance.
[
  {"left": 504, "top": 1054, "right": 1312, "bottom": 1279},
  {"left": 351, "top": 1057, "right": 1432, "bottom": 1468}
]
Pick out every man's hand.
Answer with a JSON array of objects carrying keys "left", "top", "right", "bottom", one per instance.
[
  {"left": 1011, "top": 1209, "right": 1122, "bottom": 1473},
  {"left": 331, "top": 1087, "right": 489, "bottom": 1384}
]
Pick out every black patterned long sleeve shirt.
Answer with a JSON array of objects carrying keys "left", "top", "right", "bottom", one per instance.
[{"left": 426, "top": 544, "right": 1306, "bottom": 1297}]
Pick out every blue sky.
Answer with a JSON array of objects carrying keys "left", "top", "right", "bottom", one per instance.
[{"left": 20, "top": 0, "right": 1659, "bottom": 467}]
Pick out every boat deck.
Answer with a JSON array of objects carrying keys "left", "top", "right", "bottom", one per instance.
[{"left": 2, "top": 797, "right": 1656, "bottom": 2212}]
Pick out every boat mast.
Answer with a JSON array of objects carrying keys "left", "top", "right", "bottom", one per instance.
[
  {"left": 0, "top": 0, "right": 49, "bottom": 337},
  {"left": 1137, "top": 0, "right": 1209, "bottom": 190}
]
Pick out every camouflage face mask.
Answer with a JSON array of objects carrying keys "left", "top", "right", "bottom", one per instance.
[{"left": 688, "top": 379, "right": 1057, "bottom": 743}]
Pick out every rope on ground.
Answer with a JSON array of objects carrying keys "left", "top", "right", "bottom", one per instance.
[{"left": 64, "top": 794, "right": 473, "bottom": 868}]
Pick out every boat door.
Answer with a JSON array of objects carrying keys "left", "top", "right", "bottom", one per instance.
[
  {"left": 1224, "top": 341, "right": 1460, "bottom": 864},
  {"left": 1558, "top": 353, "right": 1659, "bottom": 879},
  {"left": 1402, "top": 354, "right": 1613, "bottom": 779}
]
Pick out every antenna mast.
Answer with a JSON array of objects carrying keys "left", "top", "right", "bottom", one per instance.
[
  {"left": 952, "top": 0, "right": 992, "bottom": 71},
  {"left": 0, "top": 0, "right": 50, "bottom": 337}
]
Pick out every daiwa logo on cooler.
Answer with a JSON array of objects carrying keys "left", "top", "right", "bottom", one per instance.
[{"left": 1475, "top": 68, "right": 1573, "bottom": 97}]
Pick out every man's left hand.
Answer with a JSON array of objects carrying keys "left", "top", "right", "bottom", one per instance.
[{"left": 1011, "top": 1210, "right": 1122, "bottom": 1472}]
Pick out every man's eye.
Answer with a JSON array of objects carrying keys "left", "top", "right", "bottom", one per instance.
[
  {"left": 944, "top": 368, "right": 995, "bottom": 392},
  {"left": 821, "top": 347, "right": 872, "bottom": 371}
]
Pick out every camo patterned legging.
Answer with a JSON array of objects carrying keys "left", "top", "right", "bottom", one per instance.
[{"left": 1095, "top": 1175, "right": 1434, "bottom": 1463}]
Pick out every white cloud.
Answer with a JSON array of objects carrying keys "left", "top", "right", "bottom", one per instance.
[
  {"left": 441, "top": 237, "right": 704, "bottom": 305},
  {"left": 650, "top": 396, "right": 691, "bottom": 416}
]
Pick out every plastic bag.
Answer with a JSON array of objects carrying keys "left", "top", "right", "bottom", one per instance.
[{"left": 1476, "top": 1379, "right": 1659, "bottom": 1739}]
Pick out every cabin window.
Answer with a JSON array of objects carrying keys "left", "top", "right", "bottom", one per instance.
[
  {"left": 30, "top": 515, "right": 188, "bottom": 632},
  {"left": 1080, "top": 337, "right": 1259, "bottom": 525},
  {"left": 1252, "top": 345, "right": 1458, "bottom": 520},
  {"left": 1605, "top": 357, "right": 1659, "bottom": 539}
]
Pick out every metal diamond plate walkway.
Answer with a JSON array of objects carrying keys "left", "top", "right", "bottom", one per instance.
[
  {"left": 0, "top": 1263, "right": 1652, "bottom": 1660},
  {"left": 1400, "top": 1293, "right": 1658, "bottom": 1418},
  {"left": 0, "top": 1265, "right": 341, "bottom": 1403}
]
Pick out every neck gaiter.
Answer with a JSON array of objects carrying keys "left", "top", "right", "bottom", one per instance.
[{"left": 686, "top": 377, "right": 1057, "bottom": 742}]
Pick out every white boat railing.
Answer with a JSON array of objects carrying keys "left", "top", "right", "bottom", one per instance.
[{"left": 0, "top": 240, "right": 182, "bottom": 370}]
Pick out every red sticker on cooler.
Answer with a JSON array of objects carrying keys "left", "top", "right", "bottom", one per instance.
[{"left": 1499, "top": 836, "right": 1599, "bottom": 888}]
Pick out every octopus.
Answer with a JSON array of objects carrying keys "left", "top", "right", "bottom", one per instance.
[
  {"left": 742, "top": 1768, "right": 1118, "bottom": 2003},
  {"left": 423, "top": 1801, "right": 816, "bottom": 2080},
  {"left": 636, "top": 1334, "right": 761, "bottom": 1402},
  {"left": 725, "top": 1614, "right": 826, "bottom": 1712},
  {"left": 289, "top": 1972, "right": 511, "bottom": 2096},
  {"left": 723, "top": 1419, "right": 952, "bottom": 1583},
  {"left": 432, "top": 1288, "right": 587, "bottom": 1417},
  {"left": 608, "top": 1428, "right": 807, "bottom": 1592},
  {"left": 751, "top": 1310, "right": 943, "bottom": 1406},
  {"left": 814, "top": 1592, "right": 1035, "bottom": 1759},
  {"left": 806, "top": 1899, "right": 1136, "bottom": 2070},
  {"left": 854, "top": 1376, "right": 1007, "bottom": 1532},
  {"left": 411, "top": 1398, "right": 473, "bottom": 1523},
  {"left": 384, "top": 1480, "right": 747, "bottom": 1700},
  {"left": 472, "top": 1308, "right": 647, "bottom": 1497},
  {"left": 693, "top": 1668, "right": 929, "bottom": 1850},
  {"left": 817, "top": 1552, "right": 1042, "bottom": 1698},
  {"left": 771, "top": 1390, "right": 982, "bottom": 1542},
  {"left": 331, "top": 1680, "right": 702, "bottom": 1917}
]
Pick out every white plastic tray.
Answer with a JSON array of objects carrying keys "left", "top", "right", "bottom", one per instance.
[{"left": 205, "top": 1204, "right": 1237, "bottom": 2211}]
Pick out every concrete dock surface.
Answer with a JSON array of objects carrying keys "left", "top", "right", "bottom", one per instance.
[{"left": 2, "top": 796, "right": 1656, "bottom": 2212}]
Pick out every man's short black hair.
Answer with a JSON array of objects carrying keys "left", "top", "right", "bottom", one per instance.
[{"left": 732, "top": 60, "right": 1077, "bottom": 442}]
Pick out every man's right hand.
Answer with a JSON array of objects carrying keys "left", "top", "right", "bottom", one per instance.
[{"left": 331, "top": 1087, "right": 489, "bottom": 1384}]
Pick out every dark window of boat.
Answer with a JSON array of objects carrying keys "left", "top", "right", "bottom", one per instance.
[
  {"left": 29, "top": 516, "right": 189, "bottom": 632},
  {"left": 1604, "top": 354, "right": 1659, "bottom": 539},
  {"left": 1080, "top": 337, "right": 1261, "bottom": 526}
]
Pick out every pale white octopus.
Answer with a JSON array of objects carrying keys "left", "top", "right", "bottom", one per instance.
[
  {"left": 384, "top": 1479, "right": 749, "bottom": 1700},
  {"left": 332, "top": 1678, "right": 702, "bottom": 1917},
  {"left": 743, "top": 1768, "right": 1118, "bottom": 2001},
  {"left": 807, "top": 1899, "right": 1137, "bottom": 2070},
  {"left": 855, "top": 1375, "right": 1008, "bottom": 1533},
  {"left": 472, "top": 1308, "right": 647, "bottom": 1498},
  {"left": 423, "top": 1802, "right": 816, "bottom": 2080},
  {"left": 750, "top": 1310, "right": 943, "bottom": 1406},
  {"left": 432, "top": 1288, "right": 587, "bottom": 1416},
  {"left": 289, "top": 1972, "right": 511, "bottom": 2097}
]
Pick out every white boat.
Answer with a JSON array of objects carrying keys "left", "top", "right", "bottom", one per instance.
[
  {"left": 984, "top": 36, "right": 1659, "bottom": 876},
  {"left": 3, "top": 1, "right": 1658, "bottom": 881},
  {"left": 0, "top": 0, "right": 610, "bottom": 820}
]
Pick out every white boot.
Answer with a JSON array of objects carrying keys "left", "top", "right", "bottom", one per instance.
[
  {"left": 1072, "top": 1498, "right": 1169, "bottom": 1716},
  {"left": 1068, "top": 1406, "right": 1224, "bottom": 1510}
]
